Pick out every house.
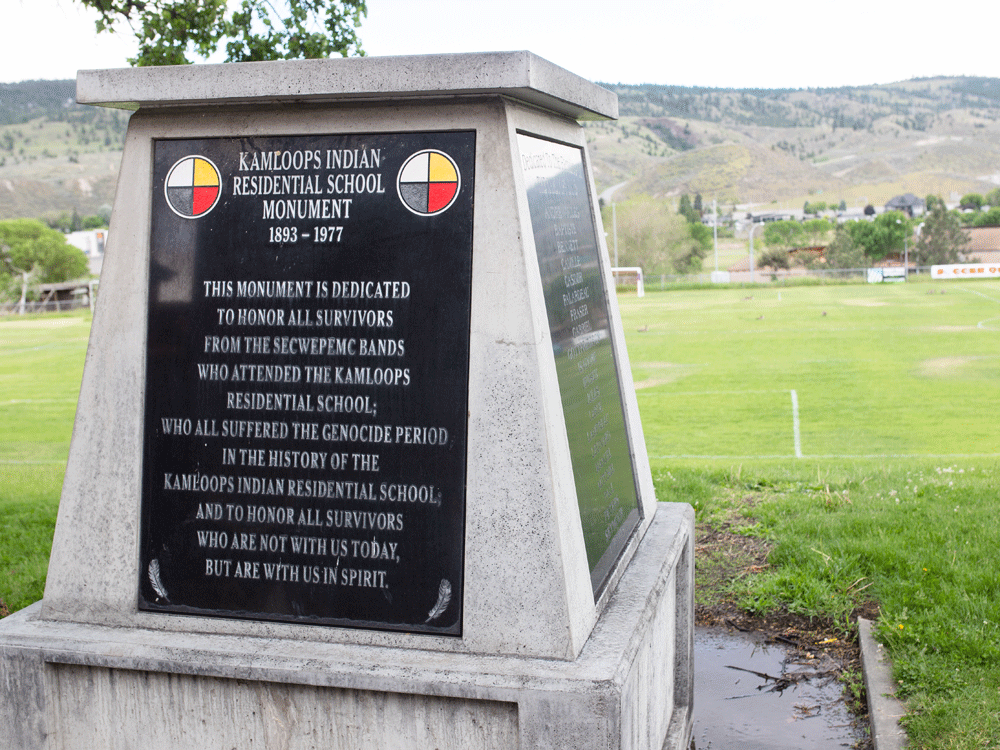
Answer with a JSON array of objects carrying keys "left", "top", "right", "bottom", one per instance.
[
  {"left": 962, "top": 226, "right": 1000, "bottom": 263},
  {"left": 885, "top": 193, "right": 925, "bottom": 218},
  {"left": 65, "top": 229, "right": 106, "bottom": 275}
]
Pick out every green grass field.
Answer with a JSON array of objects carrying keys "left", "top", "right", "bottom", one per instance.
[
  {"left": 617, "top": 279, "right": 1000, "bottom": 749},
  {"left": 2, "top": 280, "right": 999, "bottom": 747},
  {"left": 621, "top": 280, "right": 1000, "bottom": 459},
  {"left": 0, "top": 312, "right": 89, "bottom": 613}
]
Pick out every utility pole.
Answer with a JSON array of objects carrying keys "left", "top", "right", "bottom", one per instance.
[
  {"left": 713, "top": 198, "right": 718, "bottom": 272},
  {"left": 612, "top": 202, "right": 618, "bottom": 268}
]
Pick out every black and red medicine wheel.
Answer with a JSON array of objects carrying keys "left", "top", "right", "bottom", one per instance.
[
  {"left": 397, "top": 150, "right": 461, "bottom": 216},
  {"left": 164, "top": 156, "right": 222, "bottom": 218}
]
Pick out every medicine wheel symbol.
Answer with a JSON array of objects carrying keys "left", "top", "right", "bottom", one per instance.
[
  {"left": 397, "top": 150, "right": 461, "bottom": 216},
  {"left": 164, "top": 155, "right": 222, "bottom": 218}
]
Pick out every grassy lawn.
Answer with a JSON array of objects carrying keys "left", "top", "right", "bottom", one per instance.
[
  {"left": 2, "top": 279, "right": 999, "bottom": 748},
  {"left": 0, "top": 311, "right": 89, "bottom": 613},
  {"left": 619, "top": 279, "right": 1000, "bottom": 749}
]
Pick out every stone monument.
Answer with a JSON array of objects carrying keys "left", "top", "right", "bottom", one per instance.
[{"left": 0, "top": 52, "right": 694, "bottom": 750}]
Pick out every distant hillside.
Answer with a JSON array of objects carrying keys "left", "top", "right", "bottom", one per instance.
[
  {"left": 3, "top": 77, "right": 1000, "bottom": 219},
  {"left": 0, "top": 80, "right": 128, "bottom": 220},
  {"left": 586, "top": 77, "right": 1000, "bottom": 210}
]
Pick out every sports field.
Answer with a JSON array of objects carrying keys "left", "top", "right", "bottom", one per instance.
[
  {"left": 2, "top": 283, "right": 999, "bottom": 746},
  {"left": 0, "top": 312, "right": 89, "bottom": 613},
  {"left": 619, "top": 279, "right": 1000, "bottom": 462}
]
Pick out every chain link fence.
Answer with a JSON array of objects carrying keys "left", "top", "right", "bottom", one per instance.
[
  {"left": 0, "top": 298, "right": 92, "bottom": 315},
  {"left": 614, "top": 266, "right": 936, "bottom": 291}
]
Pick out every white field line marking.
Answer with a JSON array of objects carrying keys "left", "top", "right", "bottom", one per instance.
[
  {"left": 963, "top": 287, "right": 1000, "bottom": 304},
  {"left": 637, "top": 389, "right": 790, "bottom": 397},
  {"left": 790, "top": 389, "right": 803, "bottom": 458}
]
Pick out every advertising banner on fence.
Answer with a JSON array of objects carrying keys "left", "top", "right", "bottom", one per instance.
[{"left": 932, "top": 263, "right": 1000, "bottom": 279}]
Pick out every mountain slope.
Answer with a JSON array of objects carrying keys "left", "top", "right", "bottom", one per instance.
[{"left": 586, "top": 77, "right": 1000, "bottom": 208}]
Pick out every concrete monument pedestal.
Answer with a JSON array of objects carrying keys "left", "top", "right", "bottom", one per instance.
[{"left": 0, "top": 52, "right": 693, "bottom": 749}]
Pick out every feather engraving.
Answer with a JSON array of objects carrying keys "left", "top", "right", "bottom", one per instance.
[
  {"left": 424, "top": 579, "right": 451, "bottom": 623},
  {"left": 148, "top": 558, "right": 169, "bottom": 602}
]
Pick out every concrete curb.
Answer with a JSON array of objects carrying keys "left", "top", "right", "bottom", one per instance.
[{"left": 858, "top": 617, "right": 908, "bottom": 750}]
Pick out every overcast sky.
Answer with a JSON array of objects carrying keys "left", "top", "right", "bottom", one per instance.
[{"left": 4, "top": 0, "right": 998, "bottom": 89}]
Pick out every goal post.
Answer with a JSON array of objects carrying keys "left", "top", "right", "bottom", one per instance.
[{"left": 611, "top": 266, "right": 644, "bottom": 297}]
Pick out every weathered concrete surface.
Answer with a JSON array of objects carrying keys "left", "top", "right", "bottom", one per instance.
[
  {"left": 1, "top": 505, "right": 692, "bottom": 750},
  {"left": 1, "top": 55, "right": 692, "bottom": 749},
  {"left": 76, "top": 51, "right": 617, "bottom": 120},
  {"left": 859, "top": 618, "right": 909, "bottom": 750}
]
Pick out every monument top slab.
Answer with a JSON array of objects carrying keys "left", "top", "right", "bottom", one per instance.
[{"left": 75, "top": 51, "right": 617, "bottom": 121}]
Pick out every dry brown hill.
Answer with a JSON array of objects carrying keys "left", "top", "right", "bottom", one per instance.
[{"left": 587, "top": 77, "right": 1000, "bottom": 209}]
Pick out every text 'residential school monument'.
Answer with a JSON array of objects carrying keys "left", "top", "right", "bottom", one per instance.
[{"left": 0, "top": 52, "right": 694, "bottom": 750}]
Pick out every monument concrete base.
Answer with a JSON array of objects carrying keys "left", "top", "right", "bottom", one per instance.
[{"left": 1, "top": 504, "right": 692, "bottom": 750}]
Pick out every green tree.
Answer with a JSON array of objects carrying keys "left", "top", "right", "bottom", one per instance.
[
  {"left": 822, "top": 225, "right": 867, "bottom": 269},
  {"left": 960, "top": 193, "right": 985, "bottom": 211},
  {"left": 802, "top": 217, "right": 832, "bottom": 245},
  {"left": 970, "top": 206, "right": 1000, "bottom": 227},
  {"left": 758, "top": 246, "right": 790, "bottom": 270},
  {"left": 838, "top": 199, "right": 847, "bottom": 212},
  {"left": 677, "top": 194, "right": 698, "bottom": 223},
  {"left": 914, "top": 202, "right": 969, "bottom": 265},
  {"left": 82, "top": 0, "right": 366, "bottom": 66},
  {"left": 693, "top": 193, "right": 703, "bottom": 215},
  {"left": 602, "top": 196, "right": 706, "bottom": 274},
  {"left": 846, "top": 211, "right": 910, "bottom": 260},
  {"left": 676, "top": 222, "right": 709, "bottom": 273},
  {"left": 0, "top": 220, "right": 89, "bottom": 309},
  {"left": 82, "top": 215, "right": 108, "bottom": 230},
  {"left": 985, "top": 187, "right": 1000, "bottom": 208},
  {"left": 761, "top": 219, "right": 804, "bottom": 253}
]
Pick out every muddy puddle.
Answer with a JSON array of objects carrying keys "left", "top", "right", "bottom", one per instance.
[{"left": 692, "top": 626, "right": 863, "bottom": 749}]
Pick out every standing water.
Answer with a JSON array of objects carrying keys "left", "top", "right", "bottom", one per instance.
[{"left": 692, "top": 627, "right": 863, "bottom": 749}]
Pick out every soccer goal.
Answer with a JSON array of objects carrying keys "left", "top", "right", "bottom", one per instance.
[{"left": 611, "top": 266, "right": 645, "bottom": 297}]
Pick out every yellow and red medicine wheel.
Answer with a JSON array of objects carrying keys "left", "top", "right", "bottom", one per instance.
[
  {"left": 397, "top": 150, "right": 461, "bottom": 216},
  {"left": 165, "top": 156, "right": 222, "bottom": 218}
]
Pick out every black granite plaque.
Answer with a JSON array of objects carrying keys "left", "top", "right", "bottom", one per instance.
[
  {"left": 518, "top": 133, "right": 642, "bottom": 595},
  {"left": 139, "top": 132, "right": 475, "bottom": 635}
]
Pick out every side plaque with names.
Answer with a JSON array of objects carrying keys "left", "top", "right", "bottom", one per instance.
[
  {"left": 519, "top": 133, "right": 642, "bottom": 595},
  {"left": 139, "top": 132, "right": 475, "bottom": 635}
]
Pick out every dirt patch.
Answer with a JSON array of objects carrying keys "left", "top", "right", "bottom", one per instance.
[
  {"left": 633, "top": 362, "right": 701, "bottom": 390},
  {"left": 695, "top": 509, "right": 875, "bottom": 748},
  {"left": 917, "top": 355, "right": 992, "bottom": 377},
  {"left": 0, "top": 597, "right": 9, "bottom": 618}
]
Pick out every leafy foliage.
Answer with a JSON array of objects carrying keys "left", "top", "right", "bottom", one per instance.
[
  {"left": 914, "top": 200, "right": 969, "bottom": 265},
  {"left": 761, "top": 219, "right": 804, "bottom": 252},
  {"left": 757, "top": 246, "right": 790, "bottom": 270},
  {"left": 801, "top": 217, "right": 833, "bottom": 245},
  {"left": 968, "top": 206, "right": 1000, "bottom": 228},
  {"left": 0, "top": 219, "right": 89, "bottom": 301},
  {"left": 959, "top": 193, "right": 985, "bottom": 211},
  {"left": 602, "top": 196, "right": 706, "bottom": 274},
  {"left": 822, "top": 225, "right": 867, "bottom": 269},
  {"left": 677, "top": 193, "right": 699, "bottom": 223},
  {"left": 845, "top": 211, "right": 910, "bottom": 260},
  {"left": 83, "top": 0, "right": 367, "bottom": 66}
]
